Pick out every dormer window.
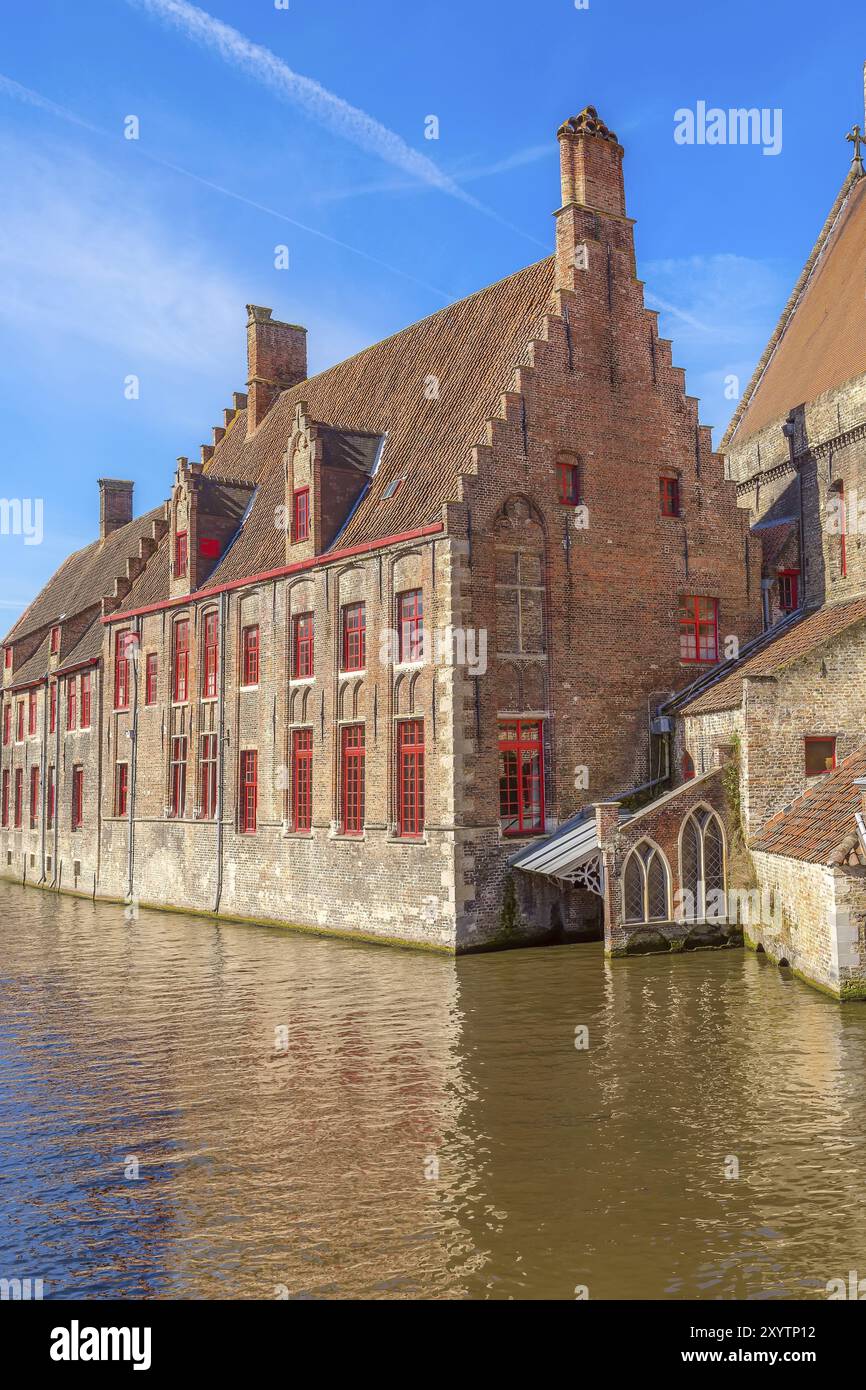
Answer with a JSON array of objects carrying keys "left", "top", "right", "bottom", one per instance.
[
  {"left": 293, "top": 488, "right": 310, "bottom": 542},
  {"left": 174, "top": 531, "right": 188, "bottom": 579},
  {"left": 50, "top": 626, "right": 60, "bottom": 655}
]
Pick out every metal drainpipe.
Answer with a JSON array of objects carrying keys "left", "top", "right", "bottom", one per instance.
[
  {"left": 38, "top": 679, "right": 48, "bottom": 884},
  {"left": 126, "top": 626, "right": 141, "bottom": 901},
  {"left": 213, "top": 590, "right": 227, "bottom": 914}
]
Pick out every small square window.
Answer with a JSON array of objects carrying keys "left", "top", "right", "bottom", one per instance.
[{"left": 805, "top": 736, "right": 836, "bottom": 777}]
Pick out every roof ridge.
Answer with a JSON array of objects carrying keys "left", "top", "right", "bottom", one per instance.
[{"left": 722, "top": 166, "right": 863, "bottom": 450}]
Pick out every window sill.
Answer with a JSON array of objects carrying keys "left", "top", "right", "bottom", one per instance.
[
  {"left": 239, "top": 684, "right": 259, "bottom": 693},
  {"left": 339, "top": 667, "right": 366, "bottom": 678},
  {"left": 289, "top": 676, "right": 314, "bottom": 685},
  {"left": 331, "top": 832, "right": 365, "bottom": 842},
  {"left": 386, "top": 835, "right": 428, "bottom": 847}
]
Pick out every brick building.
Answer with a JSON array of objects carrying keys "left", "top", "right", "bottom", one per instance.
[{"left": 0, "top": 106, "right": 760, "bottom": 952}]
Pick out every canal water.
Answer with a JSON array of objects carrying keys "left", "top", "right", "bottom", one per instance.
[{"left": 1, "top": 879, "right": 865, "bottom": 1301}]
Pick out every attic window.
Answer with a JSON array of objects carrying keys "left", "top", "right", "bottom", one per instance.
[
  {"left": 3, "top": 648, "right": 11, "bottom": 670},
  {"left": 382, "top": 477, "right": 404, "bottom": 500},
  {"left": 805, "top": 736, "right": 836, "bottom": 778},
  {"left": 50, "top": 626, "right": 61, "bottom": 655}
]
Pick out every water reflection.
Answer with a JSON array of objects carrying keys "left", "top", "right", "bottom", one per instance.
[{"left": 1, "top": 882, "right": 864, "bottom": 1299}]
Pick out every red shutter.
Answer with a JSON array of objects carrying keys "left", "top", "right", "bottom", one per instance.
[
  {"left": 14, "top": 769, "right": 22, "bottom": 828},
  {"left": 340, "top": 725, "right": 365, "bottom": 835},
  {"left": 71, "top": 766, "right": 83, "bottom": 830},
  {"left": 28, "top": 691, "right": 36, "bottom": 736},
  {"left": 1, "top": 769, "right": 9, "bottom": 826},
  {"left": 2, "top": 704, "right": 10, "bottom": 746},
  {"left": 29, "top": 765, "right": 39, "bottom": 828},
  {"left": 397, "top": 719, "right": 424, "bottom": 838},
  {"left": 239, "top": 750, "right": 258, "bottom": 833},
  {"left": 47, "top": 768, "right": 55, "bottom": 830},
  {"left": 292, "top": 728, "right": 313, "bottom": 831},
  {"left": 16, "top": 701, "right": 24, "bottom": 742}
]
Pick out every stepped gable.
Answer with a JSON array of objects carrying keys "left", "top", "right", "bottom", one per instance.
[{"left": 753, "top": 745, "right": 866, "bottom": 864}]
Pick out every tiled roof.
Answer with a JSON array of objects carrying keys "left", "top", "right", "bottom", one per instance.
[
  {"left": 752, "top": 746, "right": 866, "bottom": 864},
  {"left": 3, "top": 507, "right": 165, "bottom": 644},
  {"left": 726, "top": 171, "right": 866, "bottom": 446},
  {"left": 676, "top": 594, "right": 866, "bottom": 715}
]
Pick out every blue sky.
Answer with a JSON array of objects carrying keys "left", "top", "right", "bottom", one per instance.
[{"left": 1, "top": 0, "right": 864, "bottom": 629}]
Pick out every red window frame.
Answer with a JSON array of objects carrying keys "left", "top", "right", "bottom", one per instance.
[
  {"left": 291, "top": 613, "right": 314, "bottom": 679},
  {"left": 199, "top": 733, "right": 218, "bottom": 820},
  {"left": 3, "top": 703, "right": 10, "bottom": 746},
  {"left": 1, "top": 769, "right": 8, "bottom": 827},
  {"left": 291, "top": 727, "right": 313, "bottom": 832},
  {"left": 397, "top": 589, "right": 423, "bottom": 663},
  {"left": 50, "top": 625, "right": 60, "bottom": 655},
  {"left": 241, "top": 625, "right": 259, "bottom": 687},
  {"left": 805, "top": 736, "right": 836, "bottom": 778},
  {"left": 660, "top": 475, "right": 680, "bottom": 517},
  {"left": 71, "top": 766, "right": 83, "bottom": 831},
  {"left": 49, "top": 682, "right": 57, "bottom": 734},
  {"left": 29, "top": 765, "right": 39, "bottom": 829},
  {"left": 778, "top": 570, "right": 799, "bottom": 613},
  {"left": 173, "top": 619, "right": 190, "bottom": 703},
  {"left": 14, "top": 768, "right": 23, "bottom": 828},
  {"left": 114, "top": 630, "right": 131, "bottom": 710},
  {"left": 340, "top": 724, "right": 365, "bottom": 835},
  {"left": 114, "top": 762, "right": 129, "bottom": 817},
  {"left": 293, "top": 487, "right": 310, "bottom": 542},
  {"left": 239, "top": 749, "right": 258, "bottom": 834},
  {"left": 3, "top": 646, "right": 11, "bottom": 670},
  {"left": 28, "top": 691, "right": 36, "bottom": 736},
  {"left": 498, "top": 720, "right": 545, "bottom": 836},
  {"left": 396, "top": 719, "right": 425, "bottom": 838},
  {"left": 169, "top": 735, "right": 187, "bottom": 818},
  {"left": 80, "top": 672, "right": 91, "bottom": 730},
  {"left": 341, "top": 602, "right": 366, "bottom": 672},
  {"left": 679, "top": 595, "right": 718, "bottom": 663},
  {"left": 145, "top": 653, "right": 158, "bottom": 706},
  {"left": 47, "top": 767, "right": 55, "bottom": 830},
  {"left": 16, "top": 700, "right": 24, "bottom": 742},
  {"left": 558, "top": 461, "right": 581, "bottom": 505},
  {"left": 66, "top": 679, "right": 76, "bottom": 732},
  {"left": 203, "top": 611, "right": 219, "bottom": 698},
  {"left": 174, "top": 530, "right": 188, "bottom": 578}
]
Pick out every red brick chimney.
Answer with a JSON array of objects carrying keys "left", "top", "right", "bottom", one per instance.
[
  {"left": 246, "top": 306, "right": 307, "bottom": 435},
  {"left": 98, "top": 479, "right": 134, "bottom": 540},
  {"left": 555, "top": 107, "right": 628, "bottom": 291}
]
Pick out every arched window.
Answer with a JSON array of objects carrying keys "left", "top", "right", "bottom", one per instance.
[
  {"left": 622, "top": 841, "right": 670, "bottom": 924},
  {"left": 680, "top": 808, "right": 726, "bottom": 922}
]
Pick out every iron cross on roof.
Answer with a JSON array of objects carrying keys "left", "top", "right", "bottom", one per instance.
[{"left": 847, "top": 123, "right": 864, "bottom": 167}]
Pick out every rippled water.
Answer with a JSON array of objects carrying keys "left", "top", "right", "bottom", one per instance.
[{"left": 1, "top": 880, "right": 865, "bottom": 1300}]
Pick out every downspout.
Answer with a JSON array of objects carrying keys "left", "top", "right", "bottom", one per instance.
[
  {"left": 38, "top": 679, "right": 48, "bottom": 884},
  {"left": 126, "top": 624, "right": 141, "bottom": 900},
  {"left": 213, "top": 589, "right": 227, "bottom": 913}
]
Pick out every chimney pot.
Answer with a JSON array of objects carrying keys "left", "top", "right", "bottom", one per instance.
[{"left": 98, "top": 479, "right": 134, "bottom": 540}]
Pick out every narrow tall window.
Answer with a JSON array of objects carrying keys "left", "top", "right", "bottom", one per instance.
[
  {"left": 660, "top": 475, "right": 680, "bottom": 517},
  {"left": 115, "top": 630, "right": 131, "bottom": 710},
  {"left": 28, "top": 690, "right": 36, "bottom": 736},
  {"left": 114, "top": 762, "right": 129, "bottom": 818},
  {"left": 679, "top": 595, "right": 718, "bottom": 662},
  {"left": 203, "top": 611, "right": 219, "bottom": 698},
  {"left": 29, "top": 765, "right": 39, "bottom": 829},
  {"left": 291, "top": 613, "right": 314, "bottom": 678},
  {"left": 71, "top": 766, "right": 83, "bottom": 831},
  {"left": 199, "top": 733, "right": 218, "bottom": 820},
  {"left": 3, "top": 703, "right": 10, "bottom": 746},
  {"left": 173, "top": 619, "right": 190, "bottom": 703},
  {"left": 242, "top": 625, "right": 259, "bottom": 686},
  {"left": 397, "top": 589, "right": 423, "bottom": 663},
  {"left": 624, "top": 841, "right": 671, "bottom": 924},
  {"left": 558, "top": 461, "right": 581, "bottom": 505},
  {"left": 50, "top": 625, "right": 60, "bottom": 655},
  {"left": 680, "top": 810, "right": 726, "bottom": 923},
  {"left": 778, "top": 570, "right": 799, "bottom": 613},
  {"left": 145, "top": 653, "right": 158, "bottom": 706},
  {"left": 292, "top": 728, "right": 313, "bottom": 832},
  {"left": 397, "top": 719, "right": 425, "bottom": 838},
  {"left": 49, "top": 682, "right": 57, "bottom": 734},
  {"left": 293, "top": 487, "right": 310, "bottom": 542},
  {"left": 14, "top": 769, "right": 23, "bottom": 828},
  {"left": 341, "top": 602, "right": 366, "bottom": 672},
  {"left": 805, "top": 736, "right": 836, "bottom": 777},
  {"left": 174, "top": 530, "right": 188, "bottom": 578},
  {"left": 47, "top": 767, "right": 55, "bottom": 830},
  {"left": 80, "top": 672, "right": 91, "bottom": 730},
  {"left": 239, "top": 750, "right": 258, "bottom": 833},
  {"left": 169, "top": 736, "right": 187, "bottom": 817},
  {"left": 498, "top": 720, "right": 545, "bottom": 835},
  {"left": 3, "top": 647, "right": 11, "bottom": 670},
  {"left": 66, "top": 678, "right": 76, "bottom": 732},
  {"left": 340, "top": 725, "right": 365, "bottom": 835},
  {"left": 16, "top": 700, "right": 24, "bottom": 742},
  {"left": 2, "top": 769, "right": 9, "bottom": 827}
]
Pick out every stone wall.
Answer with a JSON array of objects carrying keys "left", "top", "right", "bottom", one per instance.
[{"left": 749, "top": 849, "right": 866, "bottom": 999}]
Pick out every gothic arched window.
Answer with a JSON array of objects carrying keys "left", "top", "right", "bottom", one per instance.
[
  {"left": 680, "top": 808, "right": 726, "bottom": 922},
  {"left": 622, "top": 841, "right": 671, "bottom": 924}
]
